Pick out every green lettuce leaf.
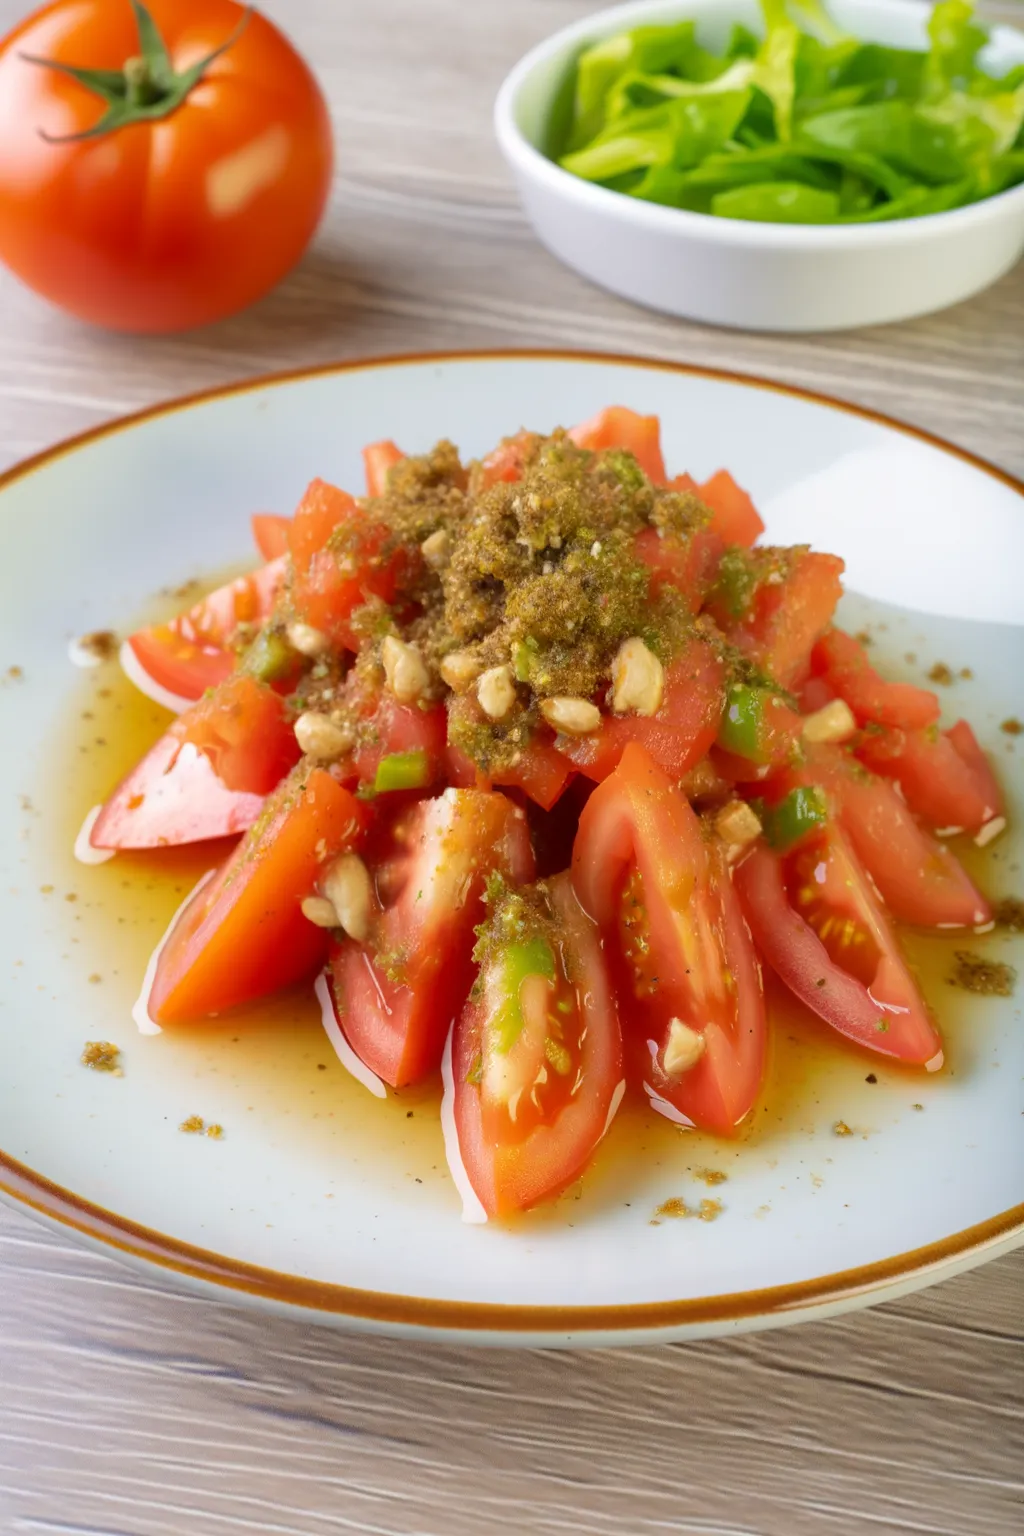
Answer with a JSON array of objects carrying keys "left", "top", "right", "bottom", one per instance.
[
  {"left": 711, "top": 180, "right": 841, "bottom": 221},
  {"left": 923, "top": 0, "right": 988, "bottom": 98}
]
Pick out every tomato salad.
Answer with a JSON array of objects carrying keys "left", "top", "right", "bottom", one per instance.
[{"left": 86, "top": 409, "right": 1003, "bottom": 1219}]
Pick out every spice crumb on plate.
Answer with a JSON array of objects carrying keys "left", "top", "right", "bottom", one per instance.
[
  {"left": 1000, "top": 718, "right": 1022, "bottom": 736},
  {"left": 947, "top": 951, "right": 1017, "bottom": 997},
  {"left": 81, "top": 1041, "right": 122, "bottom": 1075},
  {"left": 927, "top": 662, "right": 954, "bottom": 686}
]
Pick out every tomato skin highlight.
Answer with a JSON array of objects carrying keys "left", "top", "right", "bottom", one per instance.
[
  {"left": 0, "top": 0, "right": 332, "bottom": 333},
  {"left": 251, "top": 514, "right": 291, "bottom": 562},
  {"left": 125, "top": 557, "right": 285, "bottom": 705},
  {"left": 773, "top": 745, "right": 991, "bottom": 929},
  {"left": 453, "top": 873, "right": 624, "bottom": 1218},
  {"left": 329, "top": 791, "right": 536, "bottom": 1088},
  {"left": 148, "top": 770, "right": 365, "bottom": 1022},
  {"left": 557, "top": 639, "right": 725, "bottom": 784},
  {"left": 569, "top": 407, "right": 667, "bottom": 483},
  {"left": 813, "top": 629, "right": 939, "bottom": 729},
  {"left": 572, "top": 743, "right": 766, "bottom": 1136},
  {"left": 856, "top": 720, "right": 1004, "bottom": 834},
  {"left": 735, "top": 830, "right": 943, "bottom": 1067}
]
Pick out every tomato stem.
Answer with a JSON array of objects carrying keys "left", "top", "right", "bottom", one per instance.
[{"left": 21, "top": 2, "right": 252, "bottom": 144}]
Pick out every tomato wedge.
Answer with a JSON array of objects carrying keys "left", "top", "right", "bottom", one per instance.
[
  {"left": 90, "top": 676, "right": 299, "bottom": 850},
  {"left": 674, "top": 469, "right": 764, "bottom": 547},
  {"left": 348, "top": 694, "right": 448, "bottom": 795},
  {"left": 813, "top": 629, "right": 939, "bottom": 729},
  {"left": 568, "top": 407, "right": 667, "bottom": 484},
  {"left": 775, "top": 745, "right": 990, "bottom": 928},
  {"left": 735, "top": 828, "right": 943, "bottom": 1067},
  {"left": 251, "top": 514, "right": 291, "bottom": 562},
  {"left": 726, "top": 551, "right": 845, "bottom": 690},
  {"left": 472, "top": 430, "right": 541, "bottom": 492},
  {"left": 446, "top": 695, "right": 574, "bottom": 810},
  {"left": 452, "top": 872, "right": 624, "bottom": 1217},
  {"left": 363, "top": 440, "right": 404, "bottom": 497},
  {"left": 328, "top": 790, "right": 535, "bottom": 1087},
  {"left": 148, "top": 770, "right": 365, "bottom": 1023},
  {"left": 856, "top": 720, "right": 1004, "bottom": 835},
  {"left": 124, "top": 557, "right": 286, "bottom": 707},
  {"left": 289, "top": 478, "right": 412, "bottom": 650},
  {"left": 633, "top": 524, "right": 724, "bottom": 610},
  {"left": 572, "top": 743, "right": 766, "bottom": 1136},
  {"left": 557, "top": 638, "right": 725, "bottom": 784}
]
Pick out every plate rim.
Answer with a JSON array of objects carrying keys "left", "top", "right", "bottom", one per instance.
[{"left": 2, "top": 344, "right": 1021, "bottom": 1336}]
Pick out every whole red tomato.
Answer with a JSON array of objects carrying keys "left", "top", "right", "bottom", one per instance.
[{"left": 0, "top": 0, "right": 333, "bottom": 332}]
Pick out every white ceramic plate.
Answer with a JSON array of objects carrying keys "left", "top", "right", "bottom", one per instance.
[{"left": 1, "top": 351, "right": 1021, "bottom": 1346}]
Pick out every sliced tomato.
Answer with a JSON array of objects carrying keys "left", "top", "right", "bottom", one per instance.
[
  {"left": 329, "top": 790, "right": 535, "bottom": 1087},
  {"left": 350, "top": 693, "right": 448, "bottom": 793},
  {"left": 473, "top": 430, "right": 541, "bottom": 492},
  {"left": 557, "top": 638, "right": 725, "bottom": 784},
  {"left": 735, "top": 828, "right": 943, "bottom": 1067},
  {"left": 90, "top": 676, "right": 299, "bottom": 851},
  {"left": 288, "top": 479, "right": 411, "bottom": 650},
  {"left": 568, "top": 407, "right": 666, "bottom": 483},
  {"left": 251, "top": 514, "right": 291, "bottom": 562},
  {"left": 775, "top": 745, "right": 990, "bottom": 928},
  {"left": 124, "top": 557, "right": 286, "bottom": 707},
  {"left": 452, "top": 873, "right": 624, "bottom": 1217},
  {"left": 690, "top": 469, "right": 764, "bottom": 547},
  {"left": 363, "top": 440, "right": 404, "bottom": 497},
  {"left": 813, "top": 629, "right": 939, "bottom": 729},
  {"left": 572, "top": 743, "right": 766, "bottom": 1136},
  {"left": 856, "top": 720, "right": 1004, "bottom": 835},
  {"left": 148, "top": 770, "right": 366, "bottom": 1023},
  {"left": 633, "top": 525, "right": 724, "bottom": 610},
  {"left": 446, "top": 696, "right": 574, "bottom": 810},
  {"left": 725, "top": 551, "right": 844, "bottom": 690}
]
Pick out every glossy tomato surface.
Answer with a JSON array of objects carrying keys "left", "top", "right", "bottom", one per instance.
[
  {"left": 453, "top": 873, "right": 624, "bottom": 1217},
  {"left": 0, "top": 0, "right": 332, "bottom": 332}
]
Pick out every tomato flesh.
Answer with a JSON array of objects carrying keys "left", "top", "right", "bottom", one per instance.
[
  {"left": 775, "top": 745, "right": 990, "bottom": 928},
  {"left": 149, "top": 770, "right": 365, "bottom": 1022},
  {"left": 125, "top": 557, "right": 285, "bottom": 706},
  {"left": 813, "top": 629, "right": 939, "bottom": 729},
  {"left": 569, "top": 407, "right": 667, "bottom": 483},
  {"left": 727, "top": 551, "right": 845, "bottom": 689},
  {"left": 453, "top": 873, "right": 623, "bottom": 1217},
  {"left": 736, "top": 829, "right": 943, "bottom": 1067},
  {"left": 572, "top": 743, "right": 766, "bottom": 1135},
  {"left": 473, "top": 431, "right": 541, "bottom": 492},
  {"left": 363, "top": 440, "right": 404, "bottom": 497},
  {"left": 251, "top": 514, "right": 291, "bottom": 561},
  {"left": 856, "top": 721, "right": 1004, "bottom": 834},
  {"left": 690, "top": 469, "right": 765, "bottom": 547},
  {"left": 91, "top": 675, "right": 298, "bottom": 850},
  {"left": 557, "top": 639, "right": 725, "bottom": 784},
  {"left": 289, "top": 479, "right": 411, "bottom": 650},
  {"left": 329, "top": 791, "right": 536, "bottom": 1087},
  {"left": 633, "top": 524, "right": 724, "bottom": 609}
]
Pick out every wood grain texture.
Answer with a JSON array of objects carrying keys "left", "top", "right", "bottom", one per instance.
[{"left": 0, "top": 1, "right": 1022, "bottom": 1532}]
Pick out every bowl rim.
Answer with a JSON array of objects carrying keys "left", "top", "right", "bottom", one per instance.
[
  {"left": 494, "top": 0, "right": 1024, "bottom": 249},
  {"left": 1, "top": 344, "right": 1022, "bottom": 1339}
]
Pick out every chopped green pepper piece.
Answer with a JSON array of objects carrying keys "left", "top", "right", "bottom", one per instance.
[
  {"left": 242, "top": 629, "right": 292, "bottom": 683},
  {"left": 373, "top": 749, "right": 430, "bottom": 794},
  {"left": 762, "top": 785, "right": 829, "bottom": 849},
  {"left": 717, "top": 684, "right": 777, "bottom": 762},
  {"left": 491, "top": 938, "right": 557, "bottom": 1055}
]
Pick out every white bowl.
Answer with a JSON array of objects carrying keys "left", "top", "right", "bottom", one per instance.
[{"left": 495, "top": 0, "right": 1024, "bottom": 331}]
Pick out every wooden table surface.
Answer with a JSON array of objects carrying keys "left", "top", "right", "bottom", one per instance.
[{"left": 1, "top": 2, "right": 1022, "bottom": 1532}]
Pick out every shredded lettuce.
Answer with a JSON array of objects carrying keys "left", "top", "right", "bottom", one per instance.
[{"left": 555, "top": 0, "right": 1024, "bottom": 224}]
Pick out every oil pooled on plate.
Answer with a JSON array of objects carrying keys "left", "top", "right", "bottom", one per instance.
[{"left": 50, "top": 588, "right": 1021, "bottom": 1227}]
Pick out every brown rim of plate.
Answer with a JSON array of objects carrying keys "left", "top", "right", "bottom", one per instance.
[{"left": 1, "top": 346, "right": 1021, "bottom": 1335}]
